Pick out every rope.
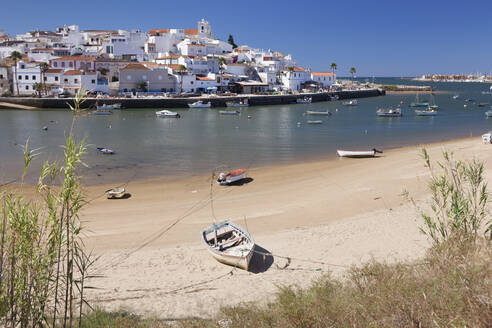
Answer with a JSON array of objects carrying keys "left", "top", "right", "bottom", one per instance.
[{"left": 251, "top": 249, "right": 350, "bottom": 269}]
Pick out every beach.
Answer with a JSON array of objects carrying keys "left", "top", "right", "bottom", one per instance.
[{"left": 64, "top": 136, "right": 491, "bottom": 319}]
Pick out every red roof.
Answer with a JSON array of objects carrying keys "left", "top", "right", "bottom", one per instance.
[
  {"left": 196, "top": 76, "right": 213, "bottom": 81},
  {"left": 63, "top": 70, "right": 82, "bottom": 75},
  {"left": 52, "top": 55, "right": 96, "bottom": 62},
  {"left": 120, "top": 63, "right": 151, "bottom": 71},
  {"left": 184, "top": 29, "right": 198, "bottom": 35},
  {"left": 45, "top": 69, "right": 63, "bottom": 73},
  {"left": 149, "top": 29, "right": 170, "bottom": 36},
  {"left": 312, "top": 72, "right": 334, "bottom": 76}
]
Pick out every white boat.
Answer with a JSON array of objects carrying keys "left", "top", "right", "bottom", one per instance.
[
  {"left": 377, "top": 107, "right": 402, "bottom": 117},
  {"left": 296, "top": 97, "right": 312, "bottom": 104},
  {"left": 156, "top": 110, "right": 181, "bottom": 118},
  {"left": 219, "top": 110, "right": 239, "bottom": 115},
  {"left": 201, "top": 220, "right": 255, "bottom": 271},
  {"left": 97, "top": 103, "right": 122, "bottom": 110},
  {"left": 307, "top": 120, "right": 323, "bottom": 124},
  {"left": 342, "top": 99, "right": 358, "bottom": 106},
  {"left": 415, "top": 109, "right": 437, "bottom": 116},
  {"left": 226, "top": 99, "right": 249, "bottom": 107},
  {"left": 95, "top": 147, "right": 114, "bottom": 154},
  {"left": 105, "top": 187, "right": 126, "bottom": 199},
  {"left": 482, "top": 132, "right": 492, "bottom": 144},
  {"left": 482, "top": 86, "right": 492, "bottom": 95},
  {"left": 330, "top": 95, "right": 339, "bottom": 101},
  {"left": 337, "top": 148, "right": 382, "bottom": 158},
  {"left": 485, "top": 110, "right": 492, "bottom": 117},
  {"left": 306, "top": 110, "right": 331, "bottom": 116},
  {"left": 188, "top": 100, "right": 211, "bottom": 108},
  {"left": 452, "top": 94, "right": 460, "bottom": 99},
  {"left": 217, "top": 169, "right": 246, "bottom": 185}
]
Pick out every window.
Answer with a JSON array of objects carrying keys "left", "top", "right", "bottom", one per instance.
[
  {"left": 142, "top": 75, "right": 147, "bottom": 80},
  {"left": 25, "top": 75, "right": 29, "bottom": 80},
  {"left": 21, "top": 64, "right": 25, "bottom": 69},
  {"left": 190, "top": 81, "right": 194, "bottom": 84},
  {"left": 0, "top": 74, "right": 3, "bottom": 79},
  {"left": 32, "top": 75, "right": 36, "bottom": 80},
  {"left": 53, "top": 62, "right": 58, "bottom": 67},
  {"left": 18, "top": 75, "right": 22, "bottom": 80},
  {"left": 25, "top": 85, "right": 29, "bottom": 90},
  {"left": 158, "top": 75, "right": 162, "bottom": 80},
  {"left": 44, "top": 77, "right": 47, "bottom": 81},
  {"left": 61, "top": 62, "right": 65, "bottom": 68},
  {"left": 55, "top": 76, "right": 58, "bottom": 81},
  {"left": 91, "top": 79, "right": 95, "bottom": 84},
  {"left": 69, "top": 62, "right": 73, "bottom": 68},
  {"left": 74, "top": 79, "right": 78, "bottom": 83},
  {"left": 64, "top": 79, "right": 68, "bottom": 83}
]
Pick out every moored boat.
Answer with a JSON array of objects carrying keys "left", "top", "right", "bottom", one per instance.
[
  {"left": 97, "top": 103, "right": 122, "bottom": 110},
  {"left": 415, "top": 109, "right": 437, "bottom": 116},
  {"left": 219, "top": 110, "right": 240, "bottom": 115},
  {"left": 296, "top": 97, "right": 312, "bottom": 104},
  {"left": 485, "top": 110, "right": 492, "bottom": 117},
  {"left": 330, "top": 95, "right": 339, "bottom": 101},
  {"left": 342, "top": 99, "right": 358, "bottom": 106},
  {"left": 337, "top": 148, "right": 382, "bottom": 158},
  {"left": 105, "top": 187, "right": 126, "bottom": 199},
  {"left": 156, "top": 110, "right": 180, "bottom": 118},
  {"left": 410, "top": 92, "right": 429, "bottom": 107},
  {"left": 377, "top": 107, "right": 402, "bottom": 117},
  {"left": 478, "top": 102, "right": 490, "bottom": 107},
  {"left": 452, "top": 94, "right": 460, "bottom": 99},
  {"left": 226, "top": 99, "right": 249, "bottom": 107},
  {"left": 188, "top": 100, "right": 211, "bottom": 108},
  {"left": 95, "top": 147, "right": 114, "bottom": 154},
  {"left": 306, "top": 110, "right": 331, "bottom": 116},
  {"left": 201, "top": 220, "right": 255, "bottom": 271},
  {"left": 217, "top": 169, "right": 246, "bottom": 185},
  {"left": 307, "top": 120, "right": 323, "bottom": 124},
  {"left": 481, "top": 86, "right": 492, "bottom": 95},
  {"left": 92, "top": 110, "right": 112, "bottom": 115}
]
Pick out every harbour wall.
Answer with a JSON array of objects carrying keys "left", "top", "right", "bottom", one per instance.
[{"left": 0, "top": 89, "right": 384, "bottom": 110}]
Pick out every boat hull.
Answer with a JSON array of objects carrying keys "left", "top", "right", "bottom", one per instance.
[
  {"left": 188, "top": 102, "right": 211, "bottom": 108},
  {"left": 219, "top": 110, "right": 239, "bottom": 115},
  {"left": 306, "top": 111, "right": 331, "bottom": 115},
  {"left": 337, "top": 150, "right": 376, "bottom": 158}
]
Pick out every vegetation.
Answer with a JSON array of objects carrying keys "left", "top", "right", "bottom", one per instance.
[
  {"left": 349, "top": 67, "right": 356, "bottom": 80},
  {"left": 227, "top": 35, "right": 237, "bottom": 49},
  {"left": 0, "top": 89, "right": 96, "bottom": 327},
  {"left": 330, "top": 62, "right": 337, "bottom": 75},
  {"left": 177, "top": 65, "right": 187, "bottom": 94},
  {"left": 10, "top": 51, "right": 22, "bottom": 96}
]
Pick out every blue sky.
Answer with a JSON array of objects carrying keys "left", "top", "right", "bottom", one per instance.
[{"left": 2, "top": 0, "right": 492, "bottom": 76}]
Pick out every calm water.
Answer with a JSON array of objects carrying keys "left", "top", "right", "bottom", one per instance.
[{"left": 2, "top": 78, "right": 492, "bottom": 185}]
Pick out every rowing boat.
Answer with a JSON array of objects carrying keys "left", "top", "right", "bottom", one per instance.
[
  {"left": 217, "top": 169, "right": 246, "bottom": 185},
  {"left": 306, "top": 110, "right": 331, "bottom": 116},
  {"left": 337, "top": 148, "right": 382, "bottom": 158}
]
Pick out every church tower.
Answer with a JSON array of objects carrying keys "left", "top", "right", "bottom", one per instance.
[{"left": 198, "top": 18, "right": 212, "bottom": 38}]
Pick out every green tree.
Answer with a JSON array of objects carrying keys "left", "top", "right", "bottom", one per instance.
[
  {"left": 177, "top": 65, "right": 187, "bottom": 94},
  {"left": 136, "top": 81, "right": 148, "bottom": 92},
  {"left": 10, "top": 51, "right": 22, "bottom": 96},
  {"left": 330, "top": 62, "right": 337, "bottom": 76},
  {"left": 39, "top": 62, "right": 49, "bottom": 95},
  {"left": 227, "top": 34, "right": 238, "bottom": 49},
  {"left": 218, "top": 57, "right": 226, "bottom": 71},
  {"left": 350, "top": 67, "right": 356, "bottom": 80}
]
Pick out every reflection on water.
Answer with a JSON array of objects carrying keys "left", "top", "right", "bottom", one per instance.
[{"left": 1, "top": 78, "right": 492, "bottom": 185}]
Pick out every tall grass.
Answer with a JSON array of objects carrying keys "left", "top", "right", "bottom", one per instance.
[{"left": 0, "top": 89, "right": 97, "bottom": 327}]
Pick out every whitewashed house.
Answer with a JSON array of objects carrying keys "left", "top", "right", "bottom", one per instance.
[
  {"left": 119, "top": 63, "right": 176, "bottom": 93},
  {"left": 280, "top": 67, "right": 311, "bottom": 91},
  {"left": 15, "top": 61, "right": 41, "bottom": 95},
  {"left": 43, "top": 68, "right": 63, "bottom": 94},
  {"left": 60, "top": 70, "right": 108, "bottom": 95},
  {"left": 50, "top": 55, "right": 96, "bottom": 71},
  {"left": 311, "top": 72, "right": 335, "bottom": 88}
]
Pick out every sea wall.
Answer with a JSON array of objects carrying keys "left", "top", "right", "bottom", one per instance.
[{"left": 0, "top": 89, "right": 384, "bottom": 109}]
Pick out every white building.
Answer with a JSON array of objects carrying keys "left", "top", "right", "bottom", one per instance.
[
  {"left": 14, "top": 61, "right": 41, "bottom": 95},
  {"left": 280, "top": 67, "right": 311, "bottom": 91},
  {"left": 311, "top": 72, "right": 335, "bottom": 88},
  {"left": 60, "top": 69, "right": 108, "bottom": 95},
  {"left": 50, "top": 55, "right": 96, "bottom": 71}
]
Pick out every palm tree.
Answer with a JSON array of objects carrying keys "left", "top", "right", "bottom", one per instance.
[
  {"left": 39, "top": 62, "right": 48, "bottom": 95},
  {"left": 177, "top": 65, "right": 187, "bottom": 94},
  {"left": 350, "top": 67, "right": 356, "bottom": 81},
  {"left": 330, "top": 62, "right": 337, "bottom": 75},
  {"left": 218, "top": 57, "right": 226, "bottom": 72},
  {"left": 136, "top": 81, "right": 148, "bottom": 92},
  {"left": 10, "top": 51, "right": 22, "bottom": 96}
]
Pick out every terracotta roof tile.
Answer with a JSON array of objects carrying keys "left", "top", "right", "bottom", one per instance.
[
  {"left": 121, "top": 63, "right": 151, "bottom": 71},
  {"left": 311, "top": 72, "right": 334, "bottom": 76}
]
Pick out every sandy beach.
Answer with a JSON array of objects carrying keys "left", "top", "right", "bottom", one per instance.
[{"left": 19, "top": 136, "right": 491, "bottom": 319}]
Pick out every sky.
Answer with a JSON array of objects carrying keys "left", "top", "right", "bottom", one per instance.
[{"left": 2, "top": 0, "right": 492, "bottom": 76}]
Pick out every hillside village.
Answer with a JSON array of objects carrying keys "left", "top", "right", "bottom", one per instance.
[{"left": 0, "top": 19, "right": 336, "bottom": 97}]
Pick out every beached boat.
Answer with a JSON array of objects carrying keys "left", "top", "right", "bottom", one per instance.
[
  {"left": 97, "top": 103, "right": 121, "bottom": 110},
  {"left": 377, "top": 107, "right": 402, "bottom": 117},
  {"left": 306, "top": 110, "right": 331, "bottom": 116},
  {"left": 415, "top": 109, "right": 437, "bottom": 116},
  {"left": 201, "top": 220, "right": 255, "bottom": 271},
  {"left": 217, "top": 169, "right": 246, "bottom": 185},
  {"left": 296, "top": 97, "right": 312, "bottom": 104},
  {"left": 156, "top": 110, "right": 180, "bottom": 118},
  {"left": 226, "top": 99, "right": 249, "bottom": 107},
  {"left": 342, "top": 99, "right": 358, "bottom": 106},
  {"left": 92, "top": 110, "right": 112, "bottom": 115},
  {"left": 188, "top": 100, "right": 211, "bottom": 108},
  {"left": 482, "top": 132, "right": 492, "bottom": 143},
  {"left": 485, "top": 110, "right": 492, "bottom": 117},
  {"left": 307, "top": 120, "right": 323, "bottom": 124},
  {"left": 337, "top": 148, "right": 382, "bottom": 158},
  {"left": 95, "top": 147, "right": 114, "bottom": 154},
  {"left": 105, "top": 187, "right": 126, "bottom": 199},
  {"left": 219, "top": 110, "right": 240, "bottom": 115}
]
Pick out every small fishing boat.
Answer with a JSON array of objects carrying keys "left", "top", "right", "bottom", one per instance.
[
  {"left": 485, "top": 110, "right": 492, "bottom": 117},
  {"left": 464, "top": 98, "right": 476, "bottom": 102},
  {"left": 377, "top": 107, "right": 402, "bottom": 117},
  {"left": 478, "top": 102, "right": 490, "bottom": 107},
  {"left": 306, "top": 110, "right": 331, "bottom": 116},
  {"left": 337, "top": 148, "right": 382, "bottom": 158},
  {"left": 307, "top": 120, "right": 323, "bottom": 124},
  {"left": 156, "top": 110, "right": 180, "bottom": 118},
  {"left": 219, "top": 110, "right": 240, "bottom": 115},
  {"left": 97, "top": 103, "right": 122, "bottom": 110},
  {"left": 481, "top": 86, "right": 492, "bottom": 95},
  {"left": 188, "top": 100, "right": 211, "bottom": 108},
  {"left": 342, "top": 99, "right": 358, "bottom": 106},
  {"left": 105, "top": 187, "right": 126, "bottom": 199},
  {"left": 452, "top": 94, "right": 460, "bottom": 99},
  {"left": 92, "top": 110, "right": 112, "bottom": 115},
  {"left": 226, "top": 99, "right": 249, "bottom": 107},
  {"left": 217, "top": 169, "right": 246, "bottom": 185},
  {"left": 415, "top": 109, "right": 437, "bottom": 116},
  {"left": 95, "top": 147, "right": 114, "bottom": 154},
  {"left": 296, "top": 97, "right": 312, "bottom": 104},
  {"left": 201, "top": 220, "right": 255, "bottom": 271}
]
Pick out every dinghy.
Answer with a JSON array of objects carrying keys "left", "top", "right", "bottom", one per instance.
[
  {"left": 485, "top": 110, "right": 492, "bottom": 117},
  {"left": 226, "top": 99, "right": 249, "bottom": 107},
  {"left": 201, "top": 220, "right": 255, "bottom": 271},
  {"left": 415, "top": 109, "right": 437, "bottom": 116},
  {"left": 337, "top": 148, "right": 382, "bottom": 158},
  {"left": 217, "top": 169, "right": 246, "bottom": 185},
  {"left": 105, "top": 187, "right": 126, "bottom": 199},
  {"left": 296, "top": 97, "right": 312, "bottom": 104},
  {"left": 377, "top": 107, "right": 401, "bottom": 117},
  {"left": 219, "top": 110, "right": 240, "bottom": 115},
  {"left": 306, "top": 110, "right": 331, "bottom": 116},
  {"left": 97, "top": 103, "right": 121, "bottom": 110},
  {"left": 95, "top": 147, "right": 114, "bottom": 154},
  {"left": 156, "top": 110, "right": 180, "bottom": 118},
  {"left": 188, "top": 100, "right": 211, "bottom": 108},
  {"left": 342, "top": 99, "right": 358, "bottom": 106},
  {"left": 307, "top": 120, "right": 323, "bottom": 124}
]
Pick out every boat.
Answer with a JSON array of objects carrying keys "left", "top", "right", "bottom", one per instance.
[
  {"left": 482, "top": 132, "right": 492, "bottom": 144},
  {"left": 307, "top": 120, "right": 323, "bottom": 124},
  {"left": 105, "top": 187, "right": 126, "bottom": 199},
  {"left": 342, "top": 99, "right": 358, "bottom": 106},
  {"left": 219, "top": 110, "right": 239, "bottom": 115},
  {"left": 217, "top": 169, "right": 246, "bottom": 185},
  {"left": 92, "top": 110, "right": 112, "bottom": 115},
  {"left": 377, "top": 107, "right": 402, "bottom": 117},
  {"left": 95, "top": 147, "right": 114, "bottom": 154},
  {"left": 415, "top": 109, "right": 437, "bottom": 116},
  {"left": 464, "top": 98, "right": 476, "bottom": 102},
  {"left": 337, "top": 148, "right": 382, "bottom": 158},
  {"left": 481, "top": 86, "right": 492, "bottom": 95},
  {"left": 201, "top": 220, "right": 255, "bottom": 271},
  {"left": 410, "top": 92, "right": 429, "bottom": 107},
  {"left": 306, "top": 110, "right": 331, "bottom": 116},
  {"left": 485, "top": 110, "right": 492, "bottom": 117},
  {"left": 188, "top": 100, "right": 211, "bottom": 108},
  {"left": 156, "top": 110, "right": 180, "bottom": 118},
  {"left": 226, "top": 99, "right": 249, "bottom": 107},
  {"left": 97, "top": 103, "right": 121, "bottom": 110},
  {"left": 452, "top": 94, "right": 460, "bottom": 99},
  {"left": 478, "top": 102, "right": 490, "bottom": 107},
  {"left": 296, "top": 97, "right": 312, "bottom": 104},
  {"left": 330, "top": 95, "right": 339, "bottom": 101}
]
